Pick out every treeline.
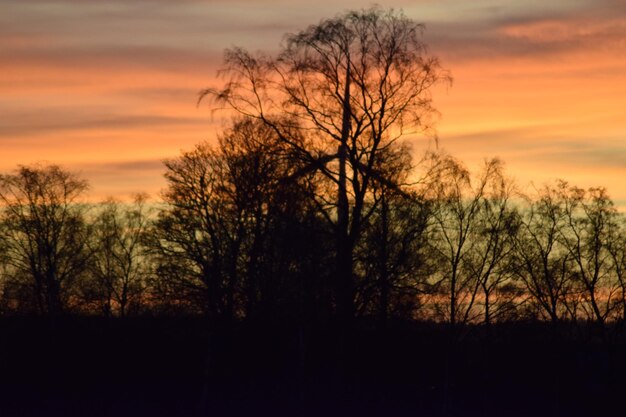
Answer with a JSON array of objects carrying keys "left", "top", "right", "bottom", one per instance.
[
  {"left": 1, "top": 123, "right": 625, "bottom": 337},
  {"left": 1, "top": 7, "right": 625, "bottom": 337}
]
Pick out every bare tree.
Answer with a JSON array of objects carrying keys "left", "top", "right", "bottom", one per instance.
[
  {"left": 83, "top": 194, "right": 151, "bottom": 317},
  {"left": 0, "top": 164, "right": 90, "bottom": 317},
  {"left": 559, "top": 185, "right": 620, "bottom": 328},
  {"left": 606, "top": 215, "right": 626, "bottom": 323},
  {"left": 426, "top": 157, "right": 505, "bottom": 328},
  {"left": 353, "top": 142, "right": 432, "bottom": 322},
  {"left": 355, "top": 187, "right": 430, "bottom": 322},
  {"left": 217, "top": 118, "right": 324, "bottom": 320},
  {"left": 466, "top": 165, "right": 521, "bottom": 326},
  {"left": 202, "top": 7, "right": 450, "bottom": 320},
  {"left": 512, "top": 182, "right": 573, "bottom": 326},
  {"left": 148, "top": 118, "right": 316, "bottom": 319},
  {"left": 148, "top": 142, "right": 232, "bottom": 317},
  {"left": 0, "top": 227, "right": 11, "bottom": 314}
]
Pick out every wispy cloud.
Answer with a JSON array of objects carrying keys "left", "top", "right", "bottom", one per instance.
[
  {"left": 0, "top": 112, "right": 206, "bottom": 137},
  {"left": 424, "top": 0, "right": 626, "bottom": 62}
]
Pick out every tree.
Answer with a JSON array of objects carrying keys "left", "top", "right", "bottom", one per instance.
[
  {"left": 215, "top": 118, "right": 330, "bottom": 321},
  {"left": 559, "top": 185, "right": 620, "bottom": 328},
  {"left": 466, "top": 164, "right": 520, "bottom": 326},
  {"left": 148, "top": 118, "right": 321, "bottom": 319},
  {"left": 606, "top": 215, "right": 626, "bottom": 324},
  {"left": 203, "top": 7, "right": 450, "bottom": 320},
  {"left": 148, "top": 141, "right": 232, "bottom": 317},
  {"left": 426, "top": 158, "right": 507, "bottom": 327},
  {"left": 0, "top": 164, "right": 90, "bottom": 317},
  {"left": 355, "top": 188, "right": 430, "bottom": 322},
  {"left": 82, "top": 194, "right": 151, "bottom": 317},
  {"left": 353, "top": 143, "right": 431, "bottom": 322},
  {"left": 512, "top": 182, "right": 573, "bottom": 326},
  {"left": 0, "top": 228, "right": 11, "bottom": 314}
]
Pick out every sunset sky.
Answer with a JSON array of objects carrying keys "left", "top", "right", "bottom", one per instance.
[{"left": 2, "top": 0, "right": 626, "bottom": 205}]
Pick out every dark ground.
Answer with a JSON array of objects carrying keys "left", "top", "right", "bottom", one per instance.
[{"left": 0, "top": 317, "right": 624, "bottom": 417}]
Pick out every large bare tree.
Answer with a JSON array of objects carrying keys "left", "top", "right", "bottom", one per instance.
[{"left": 203, "top": 7, "right": 449, "bottom": 320}]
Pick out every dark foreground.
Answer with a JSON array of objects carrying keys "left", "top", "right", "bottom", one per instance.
[{"left": 1, "top": 317, "right": 624, "bottom": 417}]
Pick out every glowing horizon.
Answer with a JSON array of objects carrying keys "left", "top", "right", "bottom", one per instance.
[{"left": 2, "top": 0, "right": 626, "bottom": 205}]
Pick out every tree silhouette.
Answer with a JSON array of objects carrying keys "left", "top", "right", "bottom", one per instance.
[
  {"left": 426, "top": 157, "right": 502, "bottom": 327},
  {"left": 148, "top": 118, "right": 324, "bottom": 319},
  {"left": 0, "top": 164, "right": 90, "bottom": 318},
  {"left": 465, "top": 162, "right": 520, "bottom": 326},
  {"left": 606, "top": 211, "right": 626, "bottom": 323},
  {"left": 512, "top": 182, "right": 573, "bottom": 326},
  {"left": 354, "top": 144, "right": 431, "bottom": 322},
  {"left": 355, "top": 187, "right": 430, "bottom": 321},
  {"left": 148, "top": 141, "right": 233, "bottom": 317},
  {"left": 81, "top": 194, "right": 151, "bottom": 317},
  {"left": 559, "top": 185, "right": 620, "bottom": 329},
  {"left": 203, "top": 7, "right": 450, "bottom": 320}
]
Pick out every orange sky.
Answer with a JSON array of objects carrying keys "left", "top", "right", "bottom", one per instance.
[{"left": 2, "top": 0, "right": 626, "bottom": 205}]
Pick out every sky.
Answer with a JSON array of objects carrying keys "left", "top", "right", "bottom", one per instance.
[{"left": 2, "top": 0, "right": 626, "bottom": 204}]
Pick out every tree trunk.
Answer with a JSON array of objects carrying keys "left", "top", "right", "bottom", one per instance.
[
  {"left": 484, "top": 286, "right": 490, "bottom": 327},
  {"left": 450, "top": 271, "right": 457, "bottom": 329},
  {"left": 378, "top": 191, "right": 390, "bottom": 325},
  {"left": 46, "top": 273, "right": 62, "bottom": 319},
  {"left": 336, "top": 63, "right": 354, "bottom": 322}
]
